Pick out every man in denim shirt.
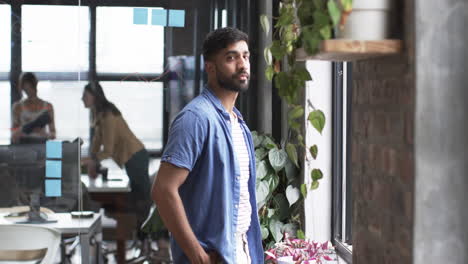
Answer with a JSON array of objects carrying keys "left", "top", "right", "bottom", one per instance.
[{"left": 152, "top": 28, "right": 263, "bottom": 264}]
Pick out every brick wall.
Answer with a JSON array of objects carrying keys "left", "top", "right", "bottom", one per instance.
[{"left": 351, "top": 1, "right": 415, "bottom": 263}]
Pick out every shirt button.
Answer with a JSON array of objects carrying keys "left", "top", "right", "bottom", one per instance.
[
  {"left": 235, "top": 205, "right": 238, "bottom": 209},
  {"left": 167, "top": 157, "right": 171, "bottom": 160},
  {"left": 237, "top": 176, "right": 240, "bottom": 180}
]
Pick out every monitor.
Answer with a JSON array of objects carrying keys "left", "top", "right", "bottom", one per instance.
[{"left": 0, "top": 139, "right": 81, "bottom": 223}]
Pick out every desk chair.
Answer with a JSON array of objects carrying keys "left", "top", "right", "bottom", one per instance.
[
  {"left": 126, "top": 205, "right": 172, "bottom": 264},
  {"left": 0, "top": 225, "right": 61, "bottom": 264}
]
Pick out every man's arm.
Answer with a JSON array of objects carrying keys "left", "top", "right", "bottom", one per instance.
[{"left": 152, "top": 162, "right": 212, "bottom": 264}]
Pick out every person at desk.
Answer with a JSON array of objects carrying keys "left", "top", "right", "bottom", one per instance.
[
  {"left": 11, "top": 72, "right": 56, "bottom": 144},
  {"left": 81, "top": 81, "right": 151, "bottom": 233}
]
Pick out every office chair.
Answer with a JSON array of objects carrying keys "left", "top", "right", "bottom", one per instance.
[{"left": 126, "top": 205, "right": 172, "bottom": 264}]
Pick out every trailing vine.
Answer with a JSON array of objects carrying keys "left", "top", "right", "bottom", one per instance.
[{"left": 256, "top": 0, "right": 352, "bottom": 248}]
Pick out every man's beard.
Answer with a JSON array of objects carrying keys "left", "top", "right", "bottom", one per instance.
[{"left": 216, "top": 66, "right": 250, "bottom": 92}]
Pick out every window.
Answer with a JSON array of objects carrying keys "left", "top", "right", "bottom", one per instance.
[
  {"left": 22, "top": 5, "right": 89, "bottom": 73},
  {"left": 96, "top": 7, "right": 164, "bottom": 74},
  {"left": 0, "top": 82, "right": 11, "bottom": 144},
  {"left": 332, "top": 62, "right": 353, "bottom": 262},
  {"left": 0, "top": 5, "right": 11, "bottom": 73},
  {"left": 100, "top": 81, "right": 163, "bottom": 150},
  {"left": 0, "top": 5, "right": 10, "bottom": 144},
  {"left": 36, "top": 81, "right": 90, "bottom": 147}
]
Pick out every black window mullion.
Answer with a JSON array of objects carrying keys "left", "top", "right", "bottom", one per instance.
[
  {"left": 10, "top": 1, "right": 21, "bottom": 105},
  {"left": 332, "top": 62, "right": 344, "bottom": 241},
  {"left": 345, "top": 62, "right": 353, "bottom": 244}
]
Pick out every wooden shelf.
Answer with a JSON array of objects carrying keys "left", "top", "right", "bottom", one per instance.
[{"left": 296, "top": 39, "right": 402, "bottom": 61}]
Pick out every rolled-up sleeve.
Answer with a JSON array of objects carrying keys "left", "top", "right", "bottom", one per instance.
[{"left": 161, "top": 110, "right": 207, "bottom": 171}]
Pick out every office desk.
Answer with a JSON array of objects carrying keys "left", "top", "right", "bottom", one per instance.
[
  {"left": 82, "top": 173, "right": 131, "bottom": 264},
  {"left": 0, "top": 212, "right": 102, "bottom": 264}
]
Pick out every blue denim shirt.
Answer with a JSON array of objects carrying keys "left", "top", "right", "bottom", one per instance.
[{"left": 160, "top": 88, "right": 264, "bottom": 264}]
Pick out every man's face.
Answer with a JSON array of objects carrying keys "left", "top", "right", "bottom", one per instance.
[{"left": 210, "top": 41, "right": 250, "bottom": 92}]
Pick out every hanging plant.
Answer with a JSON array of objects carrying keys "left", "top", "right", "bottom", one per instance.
[{"left": 256, "top": 0, "right": 352, "bottom": 248}]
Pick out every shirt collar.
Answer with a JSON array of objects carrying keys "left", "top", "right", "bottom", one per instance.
[{"left": 202, "top": 86, "right": 245, "bottom": 122}]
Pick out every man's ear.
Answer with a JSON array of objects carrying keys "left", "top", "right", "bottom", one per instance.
[{"left": 205, "top": 61, "right": 215, "bottom": 74}]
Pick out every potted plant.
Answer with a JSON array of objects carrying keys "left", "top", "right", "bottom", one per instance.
[
  {"left": 336, "top": 0, "right": 394, "bottom": 40},
  {"left": 265, "top": 234, "right": 337, "bottom": 264}
]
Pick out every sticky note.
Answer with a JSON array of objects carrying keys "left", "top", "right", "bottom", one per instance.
[
  {"left": 46, "top": 141, "right": 62, "bottom": 159},
  {"left": 151, "top": 9, "right": 167, "bottom": 26},
  {"left": 168, "top": 9, "right": 185, "bottom": 27},
  {"left": 46, "top": 160, "right": 62, "bottom": 178},
  {"left": 133, "top": 8, "right": 148, "bottom": 25},
  {"left": 45, "top": 179, "right": 61, "bottom": 197}
]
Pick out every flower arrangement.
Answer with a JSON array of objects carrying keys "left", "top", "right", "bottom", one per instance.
[{"left": 265, "top": 234, "right": 336, "bottom": 264}]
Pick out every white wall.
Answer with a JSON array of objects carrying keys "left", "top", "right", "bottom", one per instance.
[{"left": 303, "top": 60, "right": 333, "bottom": 242}]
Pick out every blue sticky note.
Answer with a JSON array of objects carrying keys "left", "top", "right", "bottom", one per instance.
[
  {"left": 151, "top": 9, "right": 167, "bottom": 26},
  {"left": 46, "top": 160, "right": 62, "bottom": 178},
  {"left": 133, "top": 8, "right": 148, "bottom": 25},
  {"left": 46, "top": 141, "right": 62, "bottom": 159},
  {"left": 168, "top": 9, "right": 185, "bottom": 27},
  {"left": 45, "top": 179, "right": 61, "bottom": 197}
]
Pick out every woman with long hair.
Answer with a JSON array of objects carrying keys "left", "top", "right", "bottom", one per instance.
[
  {"left": 81, "top": 81, "right": 151, "bottom": 229},
  {"left": 11, "top": 72, "right": 56, "bottom": 143}
]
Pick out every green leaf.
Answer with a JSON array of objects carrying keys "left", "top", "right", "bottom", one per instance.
[
  {"left": 277, "top": 5, "right": 294, "bottom": 26},
  {"left": 261, "top": 225, "right": 270, "bottom": 240},
  {"left": 260, "top": 14, "right": 270, "bottom": 35},
  {"left": 256, "top": 160, "right": 269, "bottom": 180},
  {"left": 295, "top": 68, "right": 312, "bottom": 82},
  {"left": 267, "top": 208, "right": 276, "bottom": 218},
  {"left": 253, "top": 132, "right": 264, "bottom": 148},
  {"left": 265, "top": 65, "right": 275, "bottom": 81},
  {"left": 302, "top": 26, "right": 322, "bottom": 54},
  {"left": 256, "top": 180, "right": 270, "bottom": 208},
  {"left": 310, "top": 145, "right": 318, "bottom": 159},
  {"left": 297, "top": 229, "right": 306, "bottom": 239},
  {"left": 313, "top": 10, "right": 329, "bottom": 28},
  {"left": 311, "top": 168, "right": 323, "bottom": 181},
  {"left": 284, "top": 160, "right": 298, "bottom": 183},
  {"left": 288, "top": 105, "right": 304, "bottom": 120},
  {"left": 270, "top": 41, "right": 286, "bottom": 61},
  {"left": 300, "top": 183, "right": 308, "bottom": 198},
  {"left": 255, "top": 148, "right": 269, "bottom": 161},
  {"left": 308, "top": 110, "right": 326, "bottom": 134},
  {"left": 286, "top": 143, "right": 299, "bottom": 168},
  {"left": 268, "top": 173, "right": 280, "bottom": 192},
  {"left": 268, "top": 148, "right": 288, "bottom": 172},
  {"left": 341, "top": 0, "right": 353, "bottom": 11},
  {"left": 311, "top": 180, "right": 320, "bottom": 190},
  {"left": 273, "top": 194, "right": 290, "bottom": 221},
  {"left": 286, "top": 185, "right": 301, "bottom": 207},
  {"left": 275, "top": 72, "right": 290, "bottom": 96},
  {"left": 264, "top": 47, "right": 273, "bottom": 65},
  {"left": 327, "top": 0, "right": 341, "bottom": 26},
  {"left": 269, "top": 219, "right": 284, "bottom": 242},
  {"left": 312, "top": 0, "right": 325, "bottom": 9},
  {"left": 262, "top": 136, "right": 277, "bottom": 149},
  {"left": 320, "top": 25, "right": 332, "bottom": 39}
]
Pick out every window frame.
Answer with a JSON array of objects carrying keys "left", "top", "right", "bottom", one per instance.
[
  {"left": 6, "top": 0, "right": 169, "bottom": 156},
  {"left": 331, "top": 61, "right": 353, "bottom": 263}
]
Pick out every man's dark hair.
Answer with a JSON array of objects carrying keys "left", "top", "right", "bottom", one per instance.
[{"left": 202, "top": 27, "right": 249, "bottom": 62}]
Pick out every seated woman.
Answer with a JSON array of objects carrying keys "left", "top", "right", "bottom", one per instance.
[
  {"left": 81, "top": 81, "right": 151, "bottom": 233},
  {"left": 11, "top": 72, "right": 56, "bottom": 144}
]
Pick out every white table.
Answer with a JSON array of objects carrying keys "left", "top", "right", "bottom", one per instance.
[
  {"left": 0, "top": 212, "right": 103, "bottom": 264},
  {"left": 81, "top": 173, "right": 131, "bottom": 264},
  {"left": 81, "top": 173, "right": 131, "bottom": 193}
]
